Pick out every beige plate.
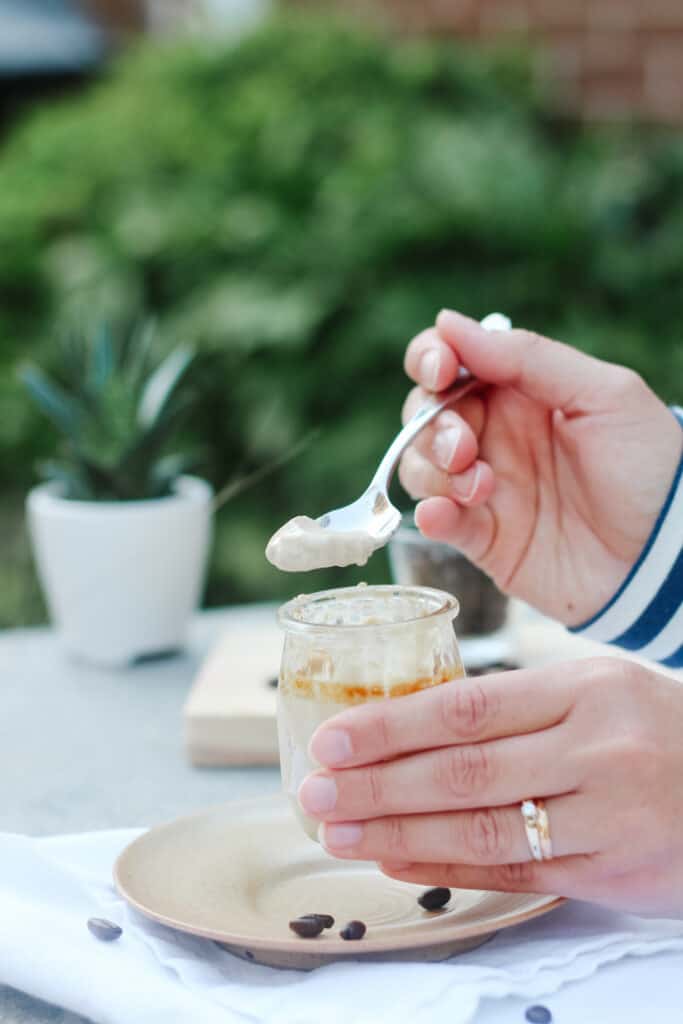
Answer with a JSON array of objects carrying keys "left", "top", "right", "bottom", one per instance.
[{"left": 114, "top": 795, "right": 564, "bottom": 970}]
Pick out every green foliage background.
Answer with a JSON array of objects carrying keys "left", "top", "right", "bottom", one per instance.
[{"left": 1, "top": 14, "right": 681, "bottom": 626}]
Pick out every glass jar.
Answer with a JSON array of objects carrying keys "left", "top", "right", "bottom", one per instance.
[{"left": 277, "top": 584, "right": 465, "bottom": 841}]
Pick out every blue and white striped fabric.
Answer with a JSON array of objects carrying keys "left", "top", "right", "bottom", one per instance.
[{"left": 571, "top": 406, "right": 683, "bottom": 668}]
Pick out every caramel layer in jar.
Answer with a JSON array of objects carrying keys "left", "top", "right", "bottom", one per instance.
[{"left": 278, "top": 666, "right": 465, "bottom": 704}]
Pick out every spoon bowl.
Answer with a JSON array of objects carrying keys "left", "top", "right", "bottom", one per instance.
[{"left": 318, "top": 485, "right": 401, "bottom": 546}]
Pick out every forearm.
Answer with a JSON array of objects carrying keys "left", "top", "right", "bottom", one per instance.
[{"left": 570, "top": 407, "right": 683, "bottom": 667}]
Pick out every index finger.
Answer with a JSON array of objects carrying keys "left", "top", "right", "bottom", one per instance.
[
  {"left": 404, "top": 327, "right": 461, "bottom": 392},
  {"left": 308, "top": 665, "right": 576, "bottom": 769}
]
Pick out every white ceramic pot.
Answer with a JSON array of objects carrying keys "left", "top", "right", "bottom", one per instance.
[{"left": 27, "top": 475, "right": 213, "bottom": 667}]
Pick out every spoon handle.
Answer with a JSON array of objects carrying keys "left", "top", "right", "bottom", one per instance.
[{"left": 370, "top": 371, "right": 485, "bottom": 492}]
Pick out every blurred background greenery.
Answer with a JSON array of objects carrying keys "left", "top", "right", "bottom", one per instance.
[{"left": 1, "top": 4, "right": 682, "bottom": 627}]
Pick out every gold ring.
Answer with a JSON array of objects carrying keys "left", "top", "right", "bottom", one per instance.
[{"left": 521, "top": 798, "right": 553, "bottom": 862}]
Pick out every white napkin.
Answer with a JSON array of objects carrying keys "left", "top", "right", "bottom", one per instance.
[{"left": 2, "top": 829, "right": 683, "bottom": 1024}]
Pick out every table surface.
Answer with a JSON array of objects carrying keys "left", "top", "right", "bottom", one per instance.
[
  {"left": 0, "top": 605, "right": 281, "bottom": 1023},
  {"left": 2, "top": 605, "right": 682, "bottom": 1024}
]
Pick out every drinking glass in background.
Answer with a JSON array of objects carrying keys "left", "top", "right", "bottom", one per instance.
[
  {"left": 277, "top": 585, "right": 464, "bottom": 841},
  {"left": 388, "top": 526, "right": 512, "bottom": 670}
]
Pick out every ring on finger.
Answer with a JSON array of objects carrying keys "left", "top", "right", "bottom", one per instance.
[{"left": 521, "top": 798, "right": 553, "bottom": 861}]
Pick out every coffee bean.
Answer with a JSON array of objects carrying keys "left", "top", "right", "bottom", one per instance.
[
  {"left": 289, "top": 917, "right": 325, "bottom": 938},
  {"left": 417, "top": 887, "right": 451, "bottom": 911},
  {"left": 300, "top": 913, "right": 334, "bottom": 929},
  {"left": 87, "top": 917, "right": 122, "bottom": 942},
  {"left": 525, "top": 1007, "right": 552, "bottom": 1024},
  {"left": 340, "top": 920, "right": 366, "bottom": 940}
]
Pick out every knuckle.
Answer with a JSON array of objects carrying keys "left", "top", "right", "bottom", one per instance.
[
  {"left": 464, "top": 808, "right": 511, "bottom": 863},
  {"left": 617, "top": 658, "right": 650, "bottom": 697},
  {"left": 366, "top": 764, "right": 385, "bottom": 813},
  {"left": 579, "top": 656, "right": 615, "bottom": 681},
  {"left": 435, "top": 745, "right": 494, "bottom": 800},
  {"left": 599, "top": 719, "right": 657, "bottom": 783},
  {"left": 494, "top": 861, "right": 537, "bottom": 889},
  {"left": 584, "top": 655, "right": 642, "bottom": 687},
  {"left": 384, "top": 817, "right": 409, "bottom": 859},
  {"left": 439, "top": 680, "right": 495, "bottom": 740},
  {"left": 576, "top": 657, "right": 641, "bottom": 699},
  {"left": 600, "top": 659, "right": 651, "bottom": 729},
  {"left": 592, "top": 732, "right": 644, "bottom": 781},
  {"left": 612, "top": 720, "right": 655, "bottom": 766},
  {"left": 367, "top": 709, "right": 392, "bottom": 757}
]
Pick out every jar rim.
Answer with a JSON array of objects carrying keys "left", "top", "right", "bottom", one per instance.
[{"left": 277, "top": 584, "right": 459, "bottom": 633}]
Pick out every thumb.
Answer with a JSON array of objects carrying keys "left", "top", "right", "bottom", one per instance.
[{"left": 436, "top": 308, "right": 610, "bottom": 413}]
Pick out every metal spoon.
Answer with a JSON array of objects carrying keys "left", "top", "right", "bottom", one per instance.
[
  {"left": 316, "top": 313, "right": 510, "bottom": 553},
  {"left": 316, "top": 369, "right": 480, "bottom": 546}
]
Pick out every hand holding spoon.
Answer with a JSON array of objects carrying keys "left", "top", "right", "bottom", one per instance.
[{"left": 266, "top": 313, "right": 511, "bottom": 572}]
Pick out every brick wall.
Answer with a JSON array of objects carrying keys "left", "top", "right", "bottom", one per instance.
[
  {"left": 77, "top": 0, "right": 147, "bottom": 34},
  {"left": 290, "top": 0, "right": 683, "bottom": 123}
]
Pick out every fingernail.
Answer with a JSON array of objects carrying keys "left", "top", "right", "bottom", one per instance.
[
  {"left": 436, "top": 308, "right": 459, "bottom": 331},
  {"left": 439, "top": 410, "right": 461, "bottom": 428},
  {"left": 451, "top": 464, "right": 481, "bottom": 504},
  {"left": 309, "top": 728, "right": 353, "bottom": 767},
  {"left": 419, "top": 348, "right": 441, "bottom": 390},
  {"left": 433, "top": 426, "right": 461, "bottom": 470},
  {"left": 298, "top": 775, "right": 338, "bottom": 816},
  {"left": 320, "top": 822, "right": 363, "bottom": 849}
]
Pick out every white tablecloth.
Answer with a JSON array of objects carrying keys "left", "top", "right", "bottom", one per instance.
[{"left": 2, "top": 828, "right": 683, "bottom": 1024}]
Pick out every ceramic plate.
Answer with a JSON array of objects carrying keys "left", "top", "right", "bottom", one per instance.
[{"left": 114, "top": 795, "right": 564, "bottom": 969}]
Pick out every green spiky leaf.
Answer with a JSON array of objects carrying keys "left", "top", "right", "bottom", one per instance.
[
  {"left": 125, "top": 318, "right": 158, "bottom": 394},
  {"left": 88, "top": 321, "right": 115, "bottom": 394},
  {"left": 36, "top": 460, "right": 92, "bottom": 500},
  {"left": 19, "top": 366, "right": 82, "bottom": 438},
  {"left": 137, "top": 345, "right": 195, "bottom": 431}
]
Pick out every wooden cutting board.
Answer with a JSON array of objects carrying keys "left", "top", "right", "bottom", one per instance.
[{"left": 183, "top": 617, "right": 283, "bottom": 766}]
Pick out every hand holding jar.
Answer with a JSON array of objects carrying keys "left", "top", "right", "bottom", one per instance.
[{"left": 297, "top": 657, "right": 683, "bottom": 917}]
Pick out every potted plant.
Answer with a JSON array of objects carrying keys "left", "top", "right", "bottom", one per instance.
[{"left": 21, "top": 320, "right": 213, "bottom": 667}]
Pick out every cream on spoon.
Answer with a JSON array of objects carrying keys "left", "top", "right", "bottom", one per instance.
[{"left": 266, "top": 516, "right": 380, "bottom": 572}]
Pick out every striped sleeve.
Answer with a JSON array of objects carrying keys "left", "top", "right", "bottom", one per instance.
[{"left": 569, "top": 406, "right": 683, "bottom": 668}]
